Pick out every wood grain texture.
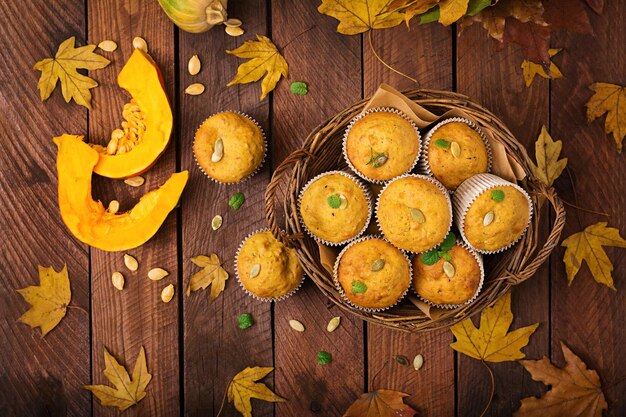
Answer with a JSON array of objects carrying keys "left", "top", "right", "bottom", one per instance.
[
  {"left": 0, "top": 1, "right": 90, "bottom": 416},
  {"left": 363, "top": 24, "right": 456, "bottom": 417},
  {"left": 456, "top": 25, "right": 551, "bottom": 416},
  {"left": 87, "top": 1, "right": 179, "bottom": 416},
  {"left": 550, "top": 2, "right": 625, "bottom": 415},
  {"left": 271, "top": 1, "right": 365, "bottom": 415},
  {"left": 179, "top": 1, "right": 273, "bottom": 416}
]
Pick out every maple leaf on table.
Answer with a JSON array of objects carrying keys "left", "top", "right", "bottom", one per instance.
[
  {"left": 461, "top": 0, "right": 546, "bottom": 42},
  {"left": 437, "top": 0, "right": 470, "bottom": 26},
  {"left": 585, "top": 82, "right": 626, "bottom": 153},
  {"left": 584, "top": 0, "right": 604, "bottom": 14},
  {"left": 317, "top": 0, "right": 405, "bottom": 35},
  {"left": 521, "top": 48, "right": 563, "bottom": 87},
  {"left": 227, "top": 367, "right": 285, "bottom": 417},
  {"left": 226, "top": 35, "right": 288, "bottom": 101},
  {"left": 343, "top": 389, "right": 417, "bottom": 417},
  {"left": 388, "top": 0, "right": 441, "bottom": 25},
  {"left": 529, "top": 125, "right": 567, "bottom": 188},
  {"left": 84, "top": 347, "right": 152, "bottom": 411},
  {"left": 503, "top": 17, "right": 552, "bottom": 66},
  {"left": 561, "top": 222, "right": 626, "bottom": 290},
  {"left": 17, "top": 264, "right": 71, "bottom": 337},
  {"left": 33, "top": 36, "right": 110, "bottom": 109},
  {"left": 186, "top": 254, "right": 229, "bottom": 300},
  {"left": 514, "top": 342, "right": 607, "bottom": 417},
  {"left": 450, "top": 291, "right": 539, "bottom": 362}
]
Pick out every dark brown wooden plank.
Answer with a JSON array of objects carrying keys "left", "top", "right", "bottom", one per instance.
[
  {"left": 87, "top": 1, "right": 179, "bottom": 415},
  {"left": 271, "top": 1, "right": 365, "bottom": 415},
  {"left": 0, "top": 1, "right": 90, "bottom": 416},
  {"left": 550, "top": 2, "right": 625, "bottom": 415},
  {"left": 363, "top": 24, "right": 456, "bottom": 417},
  {"left": 456, "top": 25, "right": 551, "bottom": 416},
  {"left": 179, "top": 2, "right": 273, "bottom": 416}
]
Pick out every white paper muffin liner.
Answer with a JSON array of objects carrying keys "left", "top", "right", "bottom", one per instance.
[
  {"left": 332, "top": 235, "right": 412, "bottom": 313},
  {"left": 297, "top": 170, "right": 373, "bottom": 246},
  {"left": 193, "top": 111, "right": 267, "bottom": 184},
  {"left": 453, "top": 173, "right": 533, "bottom": 254},
  {"left": 342, "top": 107, "right": 422, "bottom": 184},
  {"left": 412, "top": 239, "right": 485, "bottom": 310},
  {"left": 234, "top": 228, "right": 305, "bottom": 302},
  {"left": 375, "top": 174, "right": 453, "bottom": 254},
  {"left": 418, "top": 117, "right": 492, "bottom": 190}
]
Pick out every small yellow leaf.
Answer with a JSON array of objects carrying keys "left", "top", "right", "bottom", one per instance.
[
  {"left": 529, "top": 125, "right": 567, "bottom": 187},
  {"left": 438, "top": 0, "right": 470, "bottom": 26},
  {"left": 521, "top": 48, "right": 563, "bottom": 87},
  {"left": 84, "top": 347, "right": 152, "bottom": 410},
  {"left": 317, "top": 0, "right": 405, "bottom": 35},
  {"left": 16, "top": 264, "right": 71, "bottom": 337},
  {"left": 226, "top": 35, "right": 288, "bottom": 100},
  {"left": 585, "top": 82, "right": 626, "bottom": 153},
  {"left": 561, "top": 222, "right": 626, "bottom": 290},
  {"left": 186, "top": 254, "right": 229, "bottom": 301},
  {"left": 227, "top": 367, "right": 285, "bottom": 417},
  {"left": 450, "top": 291, "right": 539, "bottom": 362}
]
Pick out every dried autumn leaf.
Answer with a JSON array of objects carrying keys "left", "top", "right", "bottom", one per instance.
[
  {"left": 226, "top": 35, "right": 288, "bottom": 100},
  {"left": 529, "top": 125, "right": 567, "bottom": 187},
  {"left": 227, "top": 367, "right": 285, "bottom": 417},
  {"left": 186, "top": 254, "right": 229, "bottom": 301},
  {"left": 585, "top": 0, "right": 604, "bottom": 14},
  {"left": 450, "top": 291, "right": 539, "bottom": 362},
  {"left": 317, "top": 0, "right": 405, "bottom": 35},
  {"left": 84, "top": 347, "right": 152, "bottom": 411},
  {"left": 438, "top": 0, "right": 469, "bottom": 26},
  {"left": 585, "top": 82, "right": 626, "bottom": 153},
  {"left": 33, "top": 36, "right": 110, "bottom": 109},
  {"left": 522, "top": 48, "right": 563, "bottom": 87},
  {"left": 561, "top": 222, "right": 626, "bottom": 290},
  {"left": 16, "top": 264, "right": 71, "bottom": 337},
  {"left": 543, "top": 0, "right": 593, "bottom": 34},
  {"left": 343, "top": 389, "right": 417, "bottom": 417},
  {"left": 503, "top": 17, "right": 552, "bottom": 66},
  {"left": 514, "top": 342, "right": 607, "bottom": 417},
  {"left": 388, "top": 0, "right": 440, "bottom": 25},
  {"left": 461, "top": 0, "right": 546, "bottom": 42}
]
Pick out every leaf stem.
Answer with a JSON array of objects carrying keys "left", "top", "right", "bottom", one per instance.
[
  {"left": 479, "top": 361, "right": 495, "bottom": 417},
  {"left": 215, "top": 382, "right": 230, "bottom": 417},
  {"left": 67, "top": 304, "right": 88, "bottom": 315},
  {"left": 604, "top": 374, "right": 626, "bottom": 391},
  {"left": 560, "top": 199, "right": 610, "bottom": 218},
  {"left": 368, "top": 30, "right": 417, "bottom": 84}
]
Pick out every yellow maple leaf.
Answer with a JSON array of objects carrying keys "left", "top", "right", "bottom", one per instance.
[
  {"left": 529, "top": 125, "right": 567, "bottom": 188},
  {"left": 521, "top": 48, "right": 563, "bottom": 87},
  {"left": 438, "top": 0, "right": 469, "bottom": 26},
  {"left": 84, "top": 346, "right": 152, "bottom": 411},
  {"left": 186, "top": 254, "right": 229, "bottom": 300},
  {"left": 585, "top": 82, "right": 626, "bottom": 153},
  {"left": 17, "top": 264, "right": 71, "bottom": 337},
  {"left": 561, "top": 222, "right": 626, "bottom": 290},
  {"left": 317, "top": 0, "right": 405, "bottom": 35},
  {"left": 226, "top": 35, "right": 288, "bottom": 100},
  {"left": 33, "top": 36, "right": 110, "bottom": 109},
  {"left": 450, "top": 291, "right": 539, "bottom": 362},
  {"left": 227, "top": 367, "right": 285, "bottom": 417},
  {"left": 389, "top": 0, "right": 441, "bottom": 25}
]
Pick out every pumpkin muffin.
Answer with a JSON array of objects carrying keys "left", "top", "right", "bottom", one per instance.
[
  {"left": 193, "top": 111, "right": 265, "bottom": 183},
  {"left": 454, "top": 173, "right": 532, "bottom": 253},
  {"left": 299, "top": 171, "right": 371, "bottom": 245},
  {"left": 236, "top": 230, "right": 303, "bottom": 301},
  {"left": 343, "top": 108, "right": 421, "bottom": 183},
  {"left": 376, "top": 174, "right": 452, "bottom": 253},
  {"left": 334, "top": 236, "right": 411, "bottom": 311},
  {"left": 412, "top": 232, "right": 483, "bottom": 307},
  {"left": 420, "top": 118, "right": 491, "bottom": 190}
]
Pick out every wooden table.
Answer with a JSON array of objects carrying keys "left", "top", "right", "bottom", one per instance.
[{"left": 1, "top": 1, "right": 624, "bottom": 416}]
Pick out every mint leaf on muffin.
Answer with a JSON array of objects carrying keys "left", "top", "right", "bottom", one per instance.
[
  {"left": 421, "top": 232, "right": 456, "bottom": 265},
  {"left": 351, "top": 281, "right": 367, "bottom": 294},
  {"left": 491, "top": 189, "right": 505, "bottom": 202},
  {"left": 327, "top": 194, "right": 341, "bottom": 209},
  {"left": 434, "top": 139, "right": 451, "bottom": 149},
  {"left": 366, "top": 147, "right": 388, "bottom": 168}
]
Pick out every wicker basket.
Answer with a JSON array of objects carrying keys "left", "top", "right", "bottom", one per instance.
[{"left": 265, "top": 89, "right": 565, "bottom": 332}]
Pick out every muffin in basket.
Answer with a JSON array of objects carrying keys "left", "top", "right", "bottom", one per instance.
[
  {"left": 235, "top": 230, "right": 303, "bottom": 301},
  {"left": 343, "top": 108, "right": 421, "bottom": 183},
  {"left": 193, "top": 111, "right": 265, "bottom": 183},
  {"left": 334, "top": 236, "right": 411, "bottom": 311},
  {"left": 298, "top": 171, "right": 371, "bottom": 245}
]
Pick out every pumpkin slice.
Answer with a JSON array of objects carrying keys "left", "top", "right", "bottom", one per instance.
[
  {"left": 55, "top": 134, "right": 187, "bottom": 252},
  {"left": 93, "top": 49, "right": 172, "bottom": 179}
]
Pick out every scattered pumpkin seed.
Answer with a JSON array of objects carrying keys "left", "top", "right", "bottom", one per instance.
[
  {"left": 132, "top": 36, "right": 147, "bottom": 52},
  {"left": 98, "top": 40, "right": 117, "bottom": 52},
  {"left": 371, "top": 259, "right": 385, "bottom": 272},
  {"left": 326, "top": 316, "right": 341, "bottom": 332},
  {"left": 413, "top": 354, "right": 424, "bottom": 371},
  {"left": 124, "top": 254, "right": 138, "bottom": 272},
  {"left": 224, "top": 18, "right": 243, "bottom": 27},
  {"left": 185, "top": 83, "right": 205, "bottom": 95},
  {"left": 161, "top": 284, "right": 174, "bottom": 303},
  {"left": 124, "top": 176, "right": 145, "bottom": 187},
  {"left": 250, "top": 263, "right": 261, "bottom": 278},
  {"left": 410, "top": 207, "right": 426, "bottom": 223},
  {"left": 450, "top": 141, "right": 461, "bottom": 158},
  {"left": 338, "top": 194, "right": 348, "bottom": 209},
  {"left": 107, "top": 200, "right": 120, "bottom": 214},
  {"left": 483, "top": 211, "right": 495, "bottom": 226},
  {"left": 211, "top": 138, "right": 224, "bottom": 162},
  {"left": 148, "top": 268, "right": 169, "bottom": 281},
  {"left": 395, "top": 355, "right": 410, "bottom": 366},
  {"left": 225, "top": 26, "right": 245, "bottom": 37},
  {"left": 111, "top": 271, "right": 124, "bottom": 290},
  {"left": 289, "top": 319, "right": 305, "bottom": 332},
  {"left": 443, "top": 261, "right": 455, "bottom": 278},
  {"left": 188, "top": 54, "right": 201, "bottom": 75},
  {"left": 211, "top": 215, "right": 223, "bottom": 230}
]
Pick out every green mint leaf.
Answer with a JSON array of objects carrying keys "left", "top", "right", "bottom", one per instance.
[
  {"left": 228, "top": 192, "right": 245, "bottom": 210},
  {"left": 442, "top": 253, "right": 452, "bottom": 261},
  {"left": 434, "top": 139, "right": 451, "bottom": 149},
  {"left": 317, "top": 351, "right": 332, "bottom": 365},
  {"left": 327, "top": 194, "right": 341, "bottom": 209},
  {"left": 290, "top": 81, "right": 308, "bottom": 95},
  {"left": 439, "top": 232, "right": 456, "bottom": 251},
  {"left": 491, "top": 189, "right": 505, "bottom": 202},
  {"left": 420, "top": 250, "right": 440, "bottom": 266},
  {"left": 237, "top": 313, "right": 254, "bottom": 329},
  {"left": 351, "top": 281, "right": 367, "bottom": 294}
]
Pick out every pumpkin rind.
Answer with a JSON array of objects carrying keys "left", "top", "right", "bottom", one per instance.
[{"left": 55, "top": 134, "right": 188, "bottom": 252}]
